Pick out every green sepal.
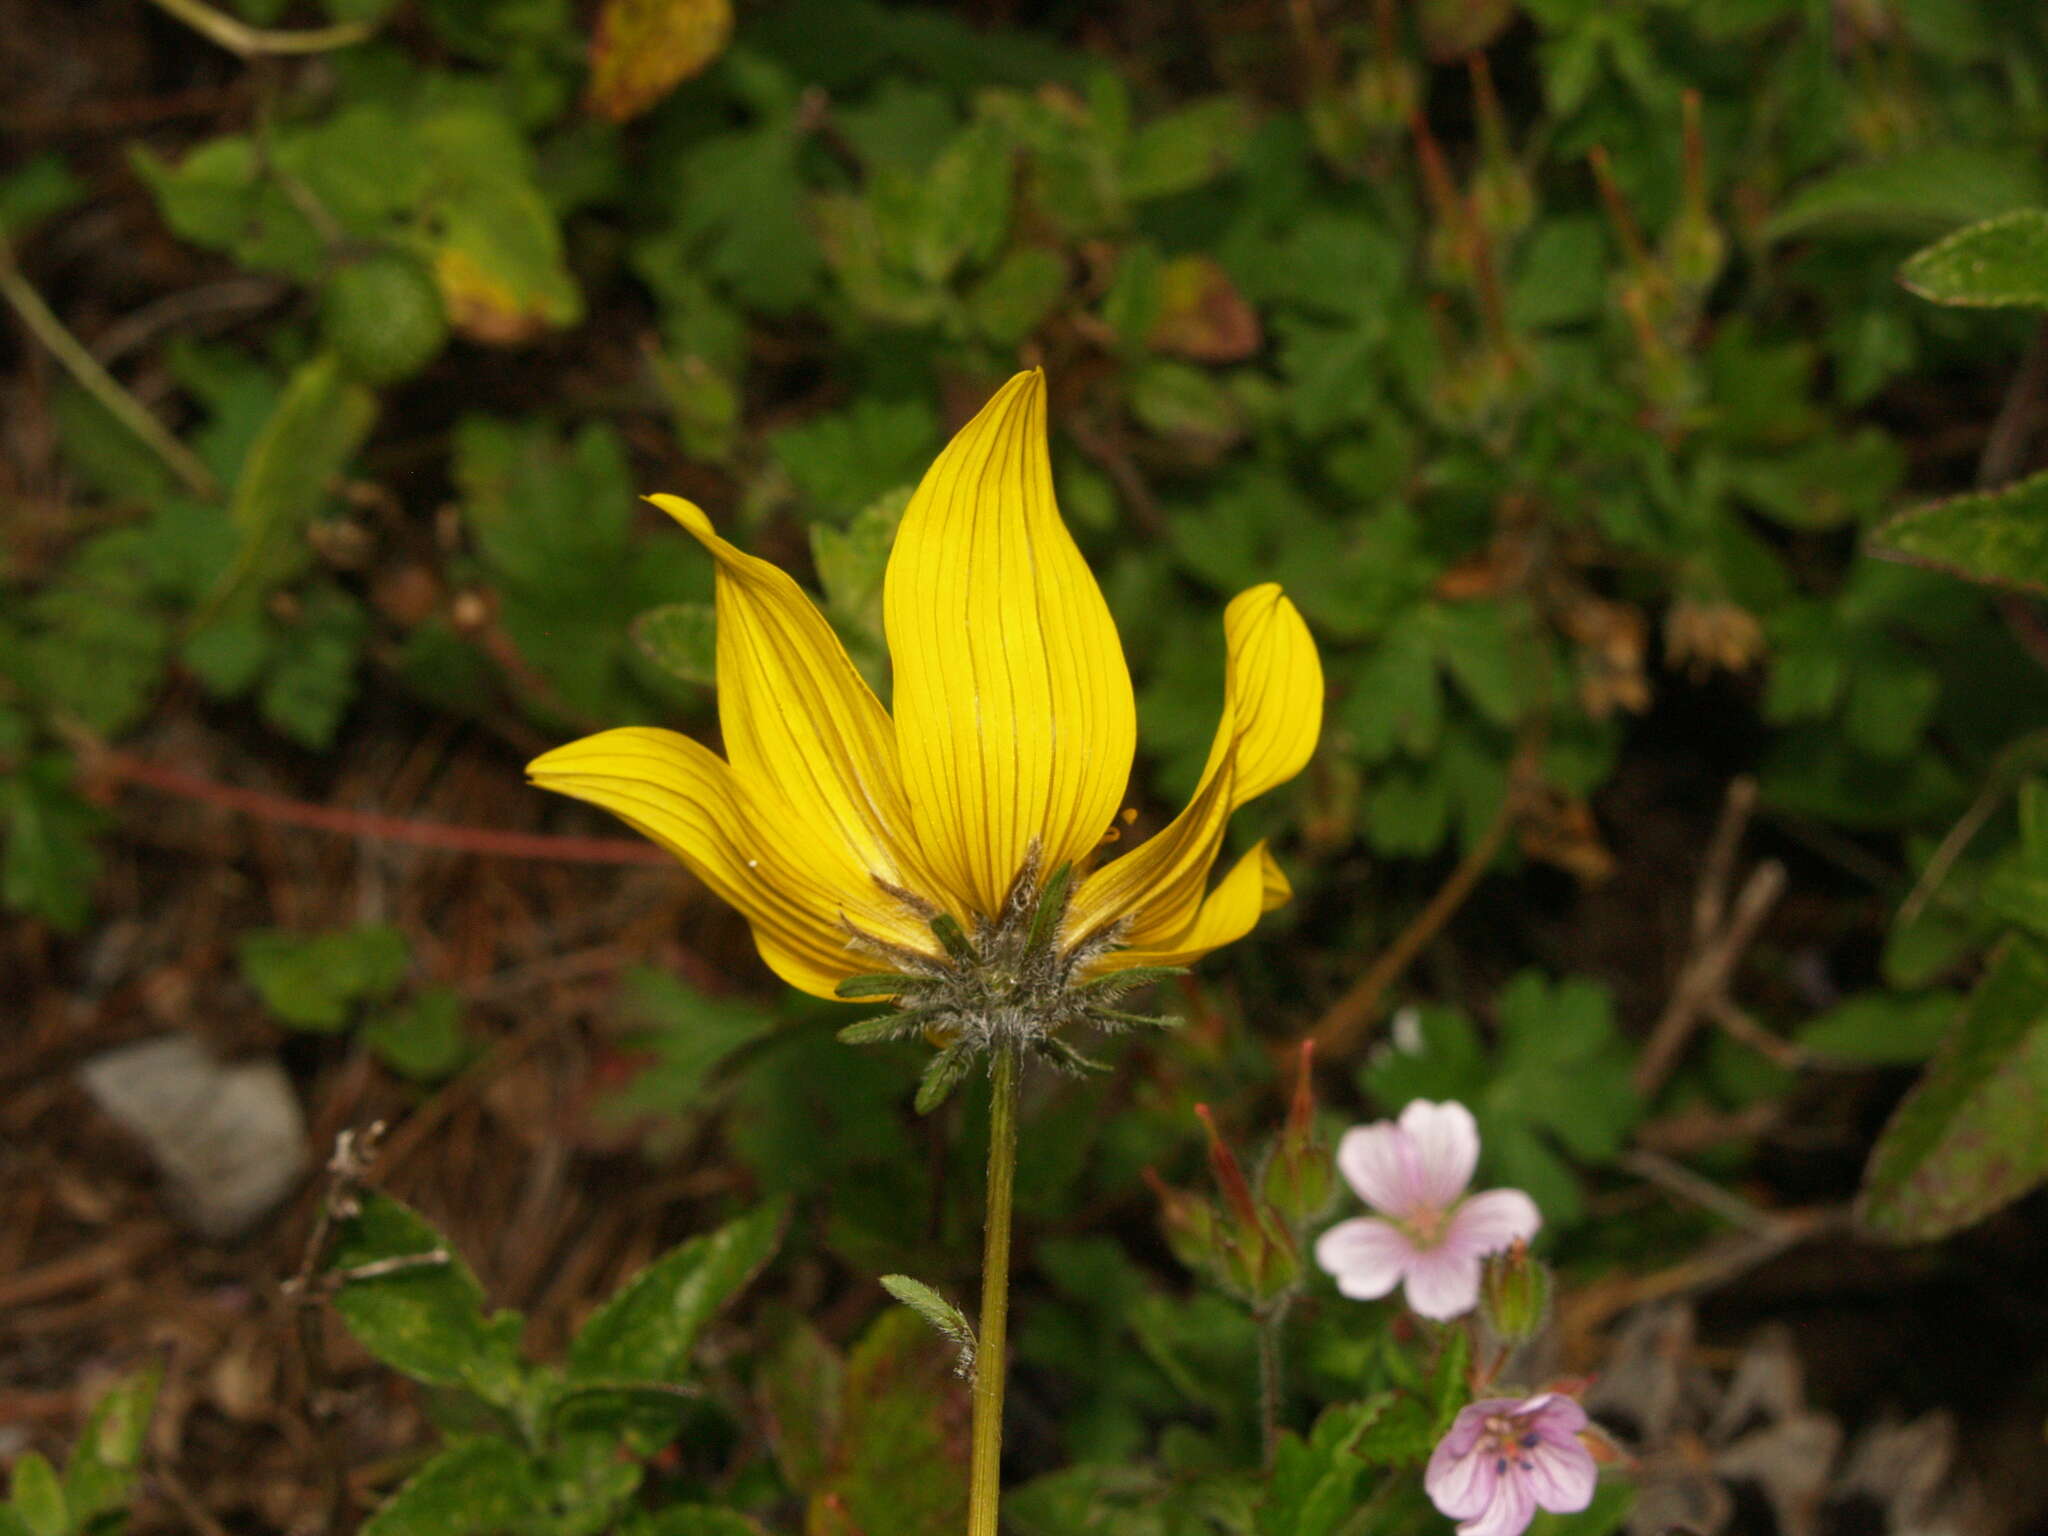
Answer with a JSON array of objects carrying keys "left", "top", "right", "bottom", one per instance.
[
  {"left": 928, "top": 913, "right": 978, "bottom": 965},
  {"left": 835, "top": 973, "right": 913, "bottom": 1000},
  {"left": 1041, "top": 1037, "right": 1110, "bottom": 1075},
  {"left": 1023, "top": 862, "right": 1074, "bottom": 955},
  {"left": 1076, "top": 965, "right": 1187, "bottom": 996},
  {"left": 837, "top": 1011, "right": 928, "bottom": 1045},
  {"left": 914, "top": 1041, "right": 975, "bottom": 1114},
  {"left": 1090, "top": 1008, "right": 1182, "bottom": 1031},
  {"left": 878, "top": 1274, "right": 977, "bottom": 1379}
]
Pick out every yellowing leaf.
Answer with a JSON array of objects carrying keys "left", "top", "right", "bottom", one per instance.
[{"left": 586, "top": 0, "right": 734, "bottom": 123}]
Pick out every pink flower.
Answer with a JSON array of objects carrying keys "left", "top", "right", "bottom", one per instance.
[
  {"left": 1312, "top": 1100, "right": 1539, "bottom": 1320},
  {"left": 1425, "top": 1393, "right": 1597, "bottom": 1536}
]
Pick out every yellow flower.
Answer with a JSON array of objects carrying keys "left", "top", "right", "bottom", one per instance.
[{"left": 528, "top": 369, "right": 1322, "bottom": 1003}]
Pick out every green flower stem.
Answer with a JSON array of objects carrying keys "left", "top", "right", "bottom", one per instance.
[{"left": 967, "top": 1043, "right": 1019, "bottom": 1536}]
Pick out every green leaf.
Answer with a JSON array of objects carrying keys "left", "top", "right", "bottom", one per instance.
[
  {"left": 603, "top": 968, "right": 779, "bottom": 1124},
  {"left": 207, "top": 354, "right": 378, "bottom": 616},
  {"left": 9, "top": 1454, "right": 66, "bottom": 1536},
  {"left": 755, "top": 1320, "right": 843, "bottom": 1493},
  {"left": 363, "top": 988, "right": 474, "bottom": 1082},
  {"left": 414, "top": 105, "right": 583, "bottom": 338},
  {"left": 129, "top": 137, "right": 325, "bottom": 278},
  {"left": 1858, "top": 936, "right": 2048, "bottom": 1241},
  {"left": 566, "top": 1200, "right": 786, "bottom": 1385},
  {"left": 1872, "top": 468, "right": 2048, "bottom": 595},
  {"left": 61, "top": 1362, "right": 162, "bottom": 1528},
  {"left": 1766, "top": 148, "right": 2043, "bottom": 240},
  {"left": 1899, "top": 208, "right": 2048, "bottom": 309},
  {"left": 360, "top": 1437, "right": 545, "bottom": 1536},
  {"left": 0, "top": 153, "right": 85, "bottom": 241},
  {"left": 807, "top": 1309, "right": 969, "bottom": 1536},
  {"left": 968, "top": 245, "right": 1069, "bottom": 346},
  {"left": 259, "top": 587, "right": 367, "bottom": 749},
  {"left": 1, "top": 758, "right": 104, "bottom": 932},
  {"left": 1122, "top": 97, "right": 1250, "bottom": 201},
  {"left": 1257, "top": 1397, "right": 1390, "bottom": 1536},
  {"left": 1799, "top": 990, "right": 1961, "bottom": 1064},
  {"left": 631, "top": 602, "right": 717, "bottom": 687},
  {"left": 330, "top": 1193, "right": 527, "bottom": 1407},
  {"left": 237, "top": 924, "right": 409, "bottom": 1031},
  {"left": 770, "top": 398, "right": 937, "bottom": 519}
]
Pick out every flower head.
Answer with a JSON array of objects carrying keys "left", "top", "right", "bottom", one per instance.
[
  {"left": 1313, "top": 1100, "right": 1539, "bottom": 1320},
  {"left": 1425, "top": 1393, "right": 1597, "bottom": 1536},
  {"left": 528, "top": 371, "right": 1322, "bottom": 1075}
]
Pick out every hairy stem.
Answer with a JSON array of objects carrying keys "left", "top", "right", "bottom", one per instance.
[
  {"left": 1256, "top": 1298, "right": 1290, "bottom": 1471},
  {"left": 967, "top": 1044, "right": 1019, "bottom": 1536}
]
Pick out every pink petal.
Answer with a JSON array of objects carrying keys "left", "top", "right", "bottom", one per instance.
[
  {"left": 1314, "top": 1217, "right": 1415, "bottom": 1300},
  {"left": 1524, "top": 1394, "right": 1588, "bottom": 1440},
  {"left": 1401, "top": 1241, "right": 1484, "bottom": 1320},
  {"left": 1397, "top": 1100, "right": 1480, "bottom": 1208},
  {"left": 1458, "top": 1466, "right": 1537, "bottom": 1536},
  {"left": 1425, "top": 1437, "right": 1496, "bottom": 1521},
  {"left": 1444, "top": 1188, "right": 1542, "bottom": 1258},
  {"left": 1335, "top": 1122, "right": 1424, "bottom": 1218},
  {"left": 1523, "top": 1437, "right": 1597, "bottom": 1514}
]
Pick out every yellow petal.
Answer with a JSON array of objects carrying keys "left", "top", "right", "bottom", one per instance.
[
  {"left": 884, "top": 369, "right": 1137, "bottom": 920},
  {"left": 648, "top": 495, "right": 942, "bottom": 921},
  {"left": 527, "top": 727, "right": 912, "bottom": 998},
  {"left": 1085, "top": 842, "right": 1291, "bottom": 974},
  {"left": 1070, "top": 583, "right": 1320, "bottom": 949}
]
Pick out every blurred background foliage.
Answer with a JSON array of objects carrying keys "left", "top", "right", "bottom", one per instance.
[{"left": 8, "top": 0, "right": 2048, "bottom": 1532}]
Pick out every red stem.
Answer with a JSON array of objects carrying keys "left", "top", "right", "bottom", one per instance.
[{"left": 92, "top": 748, "right": 672, "bottom": 865}]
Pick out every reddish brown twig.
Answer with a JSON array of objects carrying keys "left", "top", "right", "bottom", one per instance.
[{"left": 91, "top": 748, "right": 671, "bottom": 865}]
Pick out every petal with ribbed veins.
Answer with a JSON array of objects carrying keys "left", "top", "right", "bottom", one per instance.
[
  {"left": 1084, "top": 841, "right": 1290, "bottom": 974},
  {"left": 883, "top": 369, "right": 1136, "bottom": 922},
  {"left": 527, "top": 727, "right": 926, "bottom": 997},
  {"left": 648, "top": 494, "right": 944, "bottom": 918},
  {"left": 1069, "top": 583, "right": 1320, "bottom": 949}
]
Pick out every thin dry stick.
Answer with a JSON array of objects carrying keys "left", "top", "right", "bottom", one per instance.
[
  {"left": 91, "top": 747, "right": 671, "bottom": 865},
  {"left": 0, "top": 239, "right": 219, "bottom": 498},
  {"left": 1632, "top": 777, "right": 1789, "bottom": 1099},
  {"left": 145, "top": 0, "right": 373, "bottom": 55},
  {"left": 1310, "top": 786, "right": 1517, "bottom": 1057}
]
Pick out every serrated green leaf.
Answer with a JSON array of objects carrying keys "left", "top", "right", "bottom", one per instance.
[
  {"left": 1900, "top": 208, "right": 2048, "bottom": 309},
  {"left": 1122, "top": 97, "right": 1250, "bottom": 201},
  {"left": 329, "top": 1192, "right": 528, "bottom": 1407},
  {"left": 567, "top": 1200, "right": 785, "bottom": 1384},
  {"left": 360, "top": 1437, "right": 544, "bottom": 1536},
  {"left": 968, "top": 245, "right": 1068, "bottom": 345},
  {"left": 238, "top": 924, "right": 408, "bottom": 1031},
  {"left": 1858, "top": 936, "right": 2048, "bottom": 1241},
  {"left": 1872, "top": 468, "right": 2048, "bottom": 595},
  {"left": 259, "top": 587, "right": 367, "bottom": 749}
]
